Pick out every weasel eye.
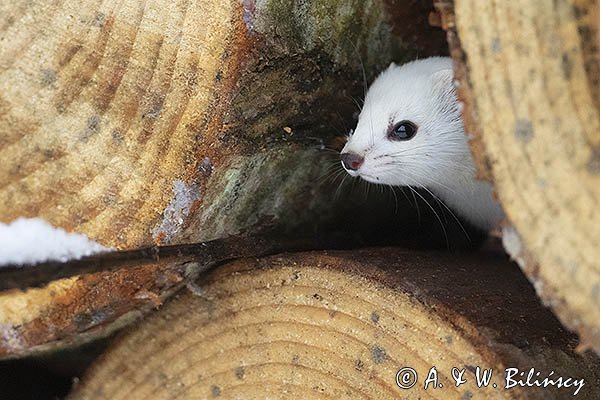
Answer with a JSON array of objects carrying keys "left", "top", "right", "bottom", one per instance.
[{"left": 388, "top": 120, "right": 417, "bottom": 141}]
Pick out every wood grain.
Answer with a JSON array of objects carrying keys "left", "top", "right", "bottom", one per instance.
[
  {"left": 70, "top": 248, "right": 600, "bottom": 399},
  {"left": 450, "top": 0, "right": 600, "bottom": 351},
  {"left": 0, "top": 0, "right": 237, "bottom": 247},
  {"left": 0, "top": 0, "right": 445, "bottom": 358}
]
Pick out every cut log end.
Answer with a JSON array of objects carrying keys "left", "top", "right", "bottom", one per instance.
[
  {"left": 441, "top": 0, "right": 600, "bottom": 351},
  {"left": 70, "top": 249, "right": 600, "bottom": 400}
]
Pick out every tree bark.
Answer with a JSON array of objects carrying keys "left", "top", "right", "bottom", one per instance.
[
  {"left": 70, "top": 248, "right": 600, "bottom": 400},
  {"left": 435, "top": 0, "right": 600, "bottom": 351}
]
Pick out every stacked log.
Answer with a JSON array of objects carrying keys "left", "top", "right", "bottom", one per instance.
[
  {"left": 433, "top": 0, "right": 600, "bottom": 351},
  {"left": 70, "top": 249, "right": 600, "bottom": 399}
]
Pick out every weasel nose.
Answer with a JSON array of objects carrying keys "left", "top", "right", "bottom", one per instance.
[{"left": 340, "top": 152, "right": 364, "bottom": 171}]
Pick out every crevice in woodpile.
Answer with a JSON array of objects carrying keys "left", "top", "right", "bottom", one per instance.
[{"left": 2, "top": 0, "right": 598, "bottom": 398}]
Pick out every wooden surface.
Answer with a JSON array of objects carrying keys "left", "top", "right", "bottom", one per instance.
[
  {"left": 0, "top": 0, "right": 239, "bottom": 246},
  {"left": 0, "top": 0, "right": 448, "bottom": 358},
  {"left": 70, "top": 248, "right": 600, "bottom": 399},
  {"left": 0, "top": 0, "right": 242, "bottom": 357},
  {"left": 439, "top": 0, "right": 600, "bottom": 351}
]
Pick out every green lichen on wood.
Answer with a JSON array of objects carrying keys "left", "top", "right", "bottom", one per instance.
[
  {"left": 181, "top": 1, "right": 448, "bottom": 246},
  {"left": 254, "top": 0, "right": 395, "bottom": 72},
  {"left": 183, "top": 145, "right": 433, "bottom": 248},
  {"left": 224, "top": 50, "right": 354, "bottom": 143},
  {"left": 186, "top": 148, "right": 338, "bottom": 240},
  {"left": 225, "top": 0, "right": 423, "bottom": 146}
]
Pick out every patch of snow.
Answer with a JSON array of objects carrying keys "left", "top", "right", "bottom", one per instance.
[
  {"left": 502, "top": 226, "right": 526, "bottom": 269},
  {"left": 0, "top": 323, "right": 24, "bottom": 350},
  {"left": 152, "top": 179, "right": 201, "bottom": 243},
  {"left": 0, "top": 218, "right": 110, "bottom": 266}
]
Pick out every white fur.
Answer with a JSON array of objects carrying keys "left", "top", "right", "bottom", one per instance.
[{"left": 341, "top": 57, "right": 504, "bottom": 231}]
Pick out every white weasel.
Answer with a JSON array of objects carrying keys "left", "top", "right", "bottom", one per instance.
[{"left": 340, "top": 57, "right": 504, "bottom": 231}]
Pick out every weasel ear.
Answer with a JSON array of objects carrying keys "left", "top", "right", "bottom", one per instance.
[
  {"left": 388, "top": 61, "right": 397, "bottom": 69},
  {"left": 430, "top": 68, "right": 455, "bottom": 97},
  {"left": 431, "top": 68, "right": 453, "bottom": 85}
]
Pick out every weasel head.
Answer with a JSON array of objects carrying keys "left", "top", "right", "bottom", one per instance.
[{"left": 340, "top": 57, "right": 470, "bottom": 188}]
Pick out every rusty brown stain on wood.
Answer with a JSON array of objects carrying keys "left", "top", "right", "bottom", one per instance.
[
  {"left": 0, "top": 0, "right": 450, "bottom": 359},
  {"left": 0, "top": 1, "right": 238, "bottom": 246},
  {"left": 0, "top": 0, "right": 239, "bottom": 357},
  {"left": 433, "top": 0, "right": 496, "bottom": 182},
  {"left": 0, "top": 261, "right": 187, "bottom": 357}
]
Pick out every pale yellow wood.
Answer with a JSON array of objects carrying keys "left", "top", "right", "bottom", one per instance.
[
  {"left": 455, "top": 0, "right": 600, "bottom": 350},
  {"left": 0, "top": 0, "right": 241, "bottom": 358},
  {"left": 0, "top": 0, "right": 235, "bottom": 247},
  {"left": 0, "top": 0, "right": 415, "bottom": 359},
  {"left": 70, "top": 250, "right": 600, "bottom": 399}
]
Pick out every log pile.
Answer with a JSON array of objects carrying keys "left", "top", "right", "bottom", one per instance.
[
  {"left": 0, "top": 0, "right": 599, "bottom": 398},
  {"left": 0, "top": 0, "right": 444, "bottom": 357}
]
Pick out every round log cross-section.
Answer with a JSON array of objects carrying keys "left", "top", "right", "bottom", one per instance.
[
  {"left": 0, "top": 0, "right": 246, "bottom": 358},
  {"left": 0, "top": 0, "right": 241, "bottom": 245},
  {"left": 70, "top": 249, "right": 600, "bottom": 400},
  {"left": 449, "top": 0, "right": 600, "bottom": 350}
]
